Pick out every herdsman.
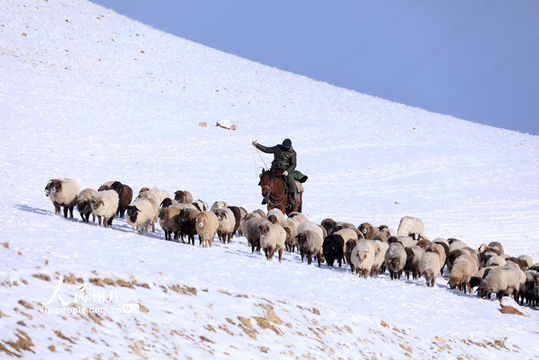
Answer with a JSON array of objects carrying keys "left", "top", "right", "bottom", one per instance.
[{"left": 252, "top": 138, "right": 300, "bottom": 206}]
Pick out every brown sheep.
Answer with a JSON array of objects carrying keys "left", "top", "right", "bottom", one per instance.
[
  {"left": 110, "top": 181, "right": 133, "bottom": 218},
  {"left": 195, "top": 211, "right": 219, "bottom": 247},
  {"left": 358, "top": 222, "right": 375, "bottom": 240}
]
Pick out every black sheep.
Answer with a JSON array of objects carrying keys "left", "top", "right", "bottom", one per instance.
[{"left": 322, "top": 234, "right": 345, "bottom": 267}]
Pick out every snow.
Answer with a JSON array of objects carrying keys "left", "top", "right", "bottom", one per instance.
[{"left": 1, "top": 0, "right": 539, "bottom": 358}]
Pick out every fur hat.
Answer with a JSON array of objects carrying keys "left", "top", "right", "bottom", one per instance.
[{"left": 282, "top": 138, "right": 292, "bottom": 148}]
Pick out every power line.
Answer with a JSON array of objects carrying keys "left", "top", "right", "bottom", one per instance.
[
  {"left": 443, "top": 34, "right": 539, "bottom": 112},
  {"left": 322, "top": 0, "right": 421, "bottom": 82},
  {"left": 376, "top": 0, "right": 498, "bottom": 97}
]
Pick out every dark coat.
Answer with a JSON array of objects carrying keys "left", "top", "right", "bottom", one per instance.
[{"left": 255, "top": 143, "right": 297, "bottom": 174}]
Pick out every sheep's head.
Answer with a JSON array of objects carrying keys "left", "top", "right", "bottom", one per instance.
[
  {"left": 160, "top": 198, "right": 173, "bottom": 209},
  {"left": 259, "top": 223, "right": 270, "bottom": 235},
  {"left": 159, "top": 209, "right": 169, "bottom": 222},
  {"left": 267, "top": 215, "right": 278, "bottom": 224},
  {"left": 387, "top": 236, "right": 400, "bottom": 244},
  {"left": 45, "top": 179, "right": 62, "bottom": 197},
  {"left": 126, "top": 205, "right": 140, "bottom": 222},
  {"left": 110, "top": 181, "right": 123, "bottom": 194}
]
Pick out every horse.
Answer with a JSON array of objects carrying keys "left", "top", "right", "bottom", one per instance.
[{"left": 258, "top": 169, "right": 302, "bottom": 215}]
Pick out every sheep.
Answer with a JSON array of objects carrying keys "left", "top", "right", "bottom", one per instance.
[
  {"left": 384, "top": 237, "right": 407, "bottom": 280},
  {"left": 446, "top": 247, "right": 478, "bottom": 273},
  {"left": 398, "top": 236, "right": 416, "bottom": 248},
  {"left": 404, "top": 245, "right": 425, "bottom": 280},
  {"left": 159, "top": 206, "right": 182, "bottom": 241},
  {"left": 210, "top": 201, "right": 228, "bottom": 211},
  {"left": 320, "top": 218, "right": 338, "bottom": 235},
  {"left": 419, "top": 252, "right": 442, "bottom": 287},
  {"left": 335, "top": 228, "right": 361, "bottom": 263},
  {"left": 477, "top": 262, "right": 526, "bottom": 300},
  {"left": 322, "top": 234, "right": 345, "bottom": 267},
  {"left": 534, "top": 273, "right": 539, "bottom": 306},
  {"left": 416, "top": 238, "right": 432, "bottom": 249},
  {"left": 478, "top": 242, "right": 504, "bottom": 257},
  {"left": 345, "top": 238, "right": 360, "bottom": 273},
  {"left": 259, "top": 222, "right": 286, "bottom": 262},
  {"left": 76, "top": 188, "right": 97, "bottom": 223},
  {"left": 98, "top": 181, "right": 115, "bottom": 191},
  {"left": 358, "top": 222, "right": 375, "bottom": 240},
  {"left": 136, "top": 188, "right": 171, "bottom": 207},
  {"left": 334, "top": 222, "right": 362, "bottom": 238},
  {"left": 448, "top": 239, "right": 468, "bottom": 255},
  {"left": 351, "top": 240, "right": 375, "bottom": 278},
  {"left": 485, "top": 255, "right": 507, "bottom": 268},
  {"left": 252, "top": 209, "right": 266, "bottom": 218},
  {"left": 136, "top": 188, "right": 171, "bottom": 231},
  {"left": 288, "top": 212, "right": 309, "bottom": 223},
  {"left": 432, "top": 239, "right": 450, "bottom": 269},
  {"left": 174, "top": 190, "right": 193, "bottom": 204},
  {"left": 373, "top": 226, "right": 396, "bottom": 242},
  {"left": 195, "top": 211, "right": 219, "bottom": 247},
  {"left": 126, "top": 197, "right": 158, "bottom": 234},
  {"left": 109, "top": 181, "right": 133, "bottom": 218},
  {"left": 469, "top": 266, "right": 495, "bottom": 290},
  {"left": 213, "top": 207, "right": 235, "bottom": 244},
  {"left": 266, "top": 208, "right": 285, "bottom": 225},
  {"left": 227, "top": 206, "right": 243, "bottom": 237},
  {"left": 45, "top": 178, "right": 80, "bottom": 218},
  {"left": 241, "top": 213, "right": 268, "bottom": 252},
  {"left": 297, "top": 230, "right": 324, "bottom": 267},
  {"left": 192, "top": 199, "right": 208, "bottom": 212},
  {"left": 396, "top": 216, "right": 424, "bottom": 237},
  {"left": 518, "top": 255, "right": 533, "bottom": 270},
  {"left": 519, "top": 270, "right": 537, "bottom": 306},
  {"left": 91, "top": 190, "right": 119, "bottom": 227},
  {"left": 447, "top": 253, "right": 479, "bottom": 294},
  {"left": 179, "top": 208, "right": 200, "bottom": 245},
  {"left": 506, "top": 257, "right": 530, "bottom": 271},
  {"left": 282, "top": 217, "right": 301, "bottom": 252},
  {"left": 372, "top": 240, "right": 389, "bottom": 275}
]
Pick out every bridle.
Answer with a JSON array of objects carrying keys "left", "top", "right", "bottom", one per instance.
[{"left": 260, "top": 173, "right": 287, "bottom": 208}]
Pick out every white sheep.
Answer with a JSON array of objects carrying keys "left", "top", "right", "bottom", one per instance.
[
  {"left": 485, "top": 255, "right": 507, "bottom": 268},
  {"left": 385, "top": 238, "right": 407, "bottom": 280},
  {"left": 477, "top": 262, "right": 526, "bottom": 300},
  {"left": 210, "top": 201, "right": 229, "bottom": 211},
  {"left": 136, "top": 188, "right": 171, "bottom": 232},
  {"left": 448, "top": 239, "right": 468, "bottom": 254},
  {"left": 192, "top": 199, "right": 209, "bottom": 212},
  {"left": 288, "top": 212, "right": 309, "bottom": 224},
  {"left": 351, "top": 240, "right": 375, "bottom": 278},
  {"left": 126, "top": 198, "right": 158, "bottom": 234},
  {"left": 45, "top": 178, "right": 80, "bottom": 218},
  {"left": 426, "top": 243, "right": 447, "bottom": 276},
  {"left": 448, "top": 253, "right": 479, "bottom": 294},
  {"left": 419, "top": 252, "right": 442, "bottom": 287},
  {"left": 282, "top": 217, "right": 301, "bottom": 252},
  {"left": 76, "top": 188, "right": 97, "bottom": 223},
  {"left": 91, "top": 190, "right": 119, "bottom": 227},
  {"left": 396, "top": 216, "right": 424, "bottom": 237},
  {"left": 266, "top": 208, "right": 285, "bottom": 225},
  {"left": 213, "top": 207, "right": 235, "bottom": 244},
  {"left": 195, "top": 211, "right": 219, "bottom": 247},
  {"left": 372, "top": 240, "right": 389, "bottom": 275},
  {"left": 259, "top": 222, "right": 286, "bottom": 262}
]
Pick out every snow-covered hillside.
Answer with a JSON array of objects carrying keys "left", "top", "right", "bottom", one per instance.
[{"left": 1, "top": 0, "right": 538, "bottom": 358}]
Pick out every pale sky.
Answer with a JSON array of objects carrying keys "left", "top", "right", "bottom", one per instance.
[{"left": 90, "top": 0, "right": 539, "bottom": 135}]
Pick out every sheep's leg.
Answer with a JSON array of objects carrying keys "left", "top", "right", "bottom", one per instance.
[{"left": 278, "top": 248, "right": 283, "bottom": 263}]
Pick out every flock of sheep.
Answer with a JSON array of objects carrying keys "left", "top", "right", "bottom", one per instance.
[{"left": 45, "top": 178, "right": 539, "bottom": 308}]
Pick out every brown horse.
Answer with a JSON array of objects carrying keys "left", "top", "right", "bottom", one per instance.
[{"left": 258, "top": 169, "right": 302, "bottom": 215}]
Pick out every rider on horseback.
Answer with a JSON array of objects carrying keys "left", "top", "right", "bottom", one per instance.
[{"left": 252, "top": 138, "right": 299, "bottom": 206}]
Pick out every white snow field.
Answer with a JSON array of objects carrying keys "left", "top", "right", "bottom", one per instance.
[{"left": 1, "top": 0, "right": 539, "bottom": 359}]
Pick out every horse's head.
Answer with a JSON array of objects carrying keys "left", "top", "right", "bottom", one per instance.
[{"left": 258, "top": 169, "right": 272, "bottom": 199}]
